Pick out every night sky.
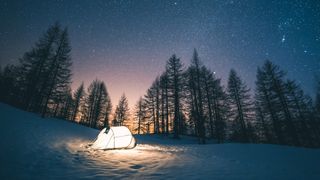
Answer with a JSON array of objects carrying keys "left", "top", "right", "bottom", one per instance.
[{"left": 1, "top": 0, "right": 319, "bottom": 108}]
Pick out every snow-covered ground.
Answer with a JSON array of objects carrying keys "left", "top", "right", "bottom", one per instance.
[{"left": 1, "top": 103, "right": 320, "bottom": 179}]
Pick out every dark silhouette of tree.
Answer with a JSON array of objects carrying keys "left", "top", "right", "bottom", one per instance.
[
  {"left": 143, "top": 72, "right": 172, "bottom": 135},
  {"left": 286, "top": 80, "right": 319, "bottom": 146},
  {"left": 0, "top": 65, "right": 21, "bottom": 106},
  {"left": 255, "top": 60, "right": 299, "bottom": 146},
  {"left": 113, "top": 94, "right": 130, "bottom": 126},
  {"left": 166, "top": 54, "right": 184, "bottom": 138},
  {"left": 185, "top": 49, "right": 206, "bottom": 143},
  {"left": 144, "top": 84, "right": 157, "bottom": 133},
  {"left": 255, "top": 67, "right": 281, "bottom": 143},
  {"left": 315, "top": 75, "right": 320, "bottom": 116},
  {"left": 58, "top": 87, "right": 73, "bottom": 120},
  {"left": 103, "top": 92, "right": 112, "bottom": 129},
  {"left": 160, "top": 72, "right": 170, "bottom": 134},
  {"left": 86, "top": 79, "right": 110, "bottom": 129},
  {"left": 134, "top": 97, "right": 147, "bottom": 134},
  {"left": 71, "top": 82, "right": 86, "bottom": 122},
  {"left": 255, "top": 103, "right": 272, "bottom": 142},
  {"left": 16, "top": 23, "right": 73, "bottom": 118},
  {"left": 40, "top": 27, "right": 72, "bottom": 117},
  {"left": 314, "top": 75, "right": 320, "bottom": 144},
  {"left": 160, "top": 74, "right": 166, "bottom": 134},
  {"left": 155, "top": 78, "right": 161, "bottom": 134},
  {"left": 202, "top": 67, "right": 228, "bottom": 143},
  {"left": 227, "top": 69, "right": 255, "bottom": 142},
  {"left": 19, "top": 23, "right": 61, "bottom": 112},
  {"left": 144, "top": 78, "right": 161, "bottom": 133},
  {"left": 202, "top": 67, "right": 215, "bottom": 138}
]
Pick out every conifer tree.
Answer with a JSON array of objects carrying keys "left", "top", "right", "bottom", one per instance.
[
  {"left": 19, "top": 23, "right": 61, "bottom": 112},
  {"left": 86, "top": 79, "right": 111, "bottom": 129},
  {"left": 160, "top": 72, "right": 170, "bottom": 134},
  {"left": 144, "top": 85, "right": 157, "bottom": 133},
  {"left": 166, "top": 54, "right": 184, "bottom": 138},
  {"left": 72, "top": 82, "right": 86, "bottom": 122},
  {"left": 134, "top": 97, "right": 147, "bottom": 134},
  {"left": 227, "top": 69, "right": 254, "bottom": 142},
  {"left": 185, "top": 49, "right": 206, "bottom": 143},
  {"left": 199, "top": 66, "right": 228, "bottom": 142},
  {"left": 41, "top": 27, "right": 72, "bottom": 117},
  {"left": 255, "top": 60, "right": 299, "bottom": 145},
  {"left": 315, "top": 75, "right": 320, "bottom": 115},
  {"left": 113, "top": 94, "right": 130, "bottom": 126}
]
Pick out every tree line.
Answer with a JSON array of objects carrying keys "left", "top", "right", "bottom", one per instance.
[
  {"left": 0, "top": 23, "right": 129, "bottom": 130},
  {"left": 132, "top": 50, "right": 320, "bottom": 148},
  {"left": 1, "top": 23, "right": 320, "bottom": 148}
]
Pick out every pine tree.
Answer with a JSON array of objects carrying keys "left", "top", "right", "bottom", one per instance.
[
  {"left": 184, "top": 55, "right": 227, "bottom": 143},
  {"left": 286, "top": 80, "right": 319, "bottom": 146},
  {"left": 1, "top": 23, "right": 73, "bottom": 118},
  {"left": 113, "top": 94, "right": 130, "bottom": 126},
  {"left": 155, "top": 78, "right": 161, "bottom": 134},
  {"left": 19, "top": 23, "right": 61, "bottom": 112},
  {"left": 16, "top": 22, "right": 73, "bottom": 117},
  {"left": 314, "top": 75, "right": 320, "bottom": 144},
  {"left": 255, "top": 60, "right": 299, "bottom": 146},
  {"left": 144, "top": 84, "right": 157, "bottom": 133},
  {"left": 72, "top": 82, "right": 86, "bottom": 122},
  {"left": 41, "top": 27, "right": 72, "bottom": 117},
  {"left": 255, "top": 103, "right": 272, "bottom": 142},
  {"left": 103, "top": 93, "right": 112, "bottom": 129},
  {"left": 134, "top": 97, "right": 147, "bottom": 134},
  {"left": 166, "top": 54, "right": 184, "bottom": 138},
  {"left": 202, "top": 67, "right": 228, "bottom": 143},
  {"left": 58, "top": 87, "right": 74, "bottom": 120},
  {"left": 0, "top": 65, "right": 21, "bottom": 106},
  {"left": 315, "top": 75, "right": 320, "bottom": 115},
  {"left": 159, "top": 73, "right": 166, "bottom": 133},
  {"left": 185, "top": 49, "right": 206, "bottom": 143},
  {"left": 255, "top": 66, "right": 282, "bottom": 144},
  {"left": 160, "top": 72, "right": 170, "bottom": 134},
  {"left": 227, "top": 69, "right": 254, "bottom": 142},
  {"left": 202, "top": 67, "right": 215, "bottom": 138},
  {"left": 86, "top": 79, "right": 111, "bottom": 129},
  {"left": 145, "top": 78, "right": 161, "bottom": 133}
]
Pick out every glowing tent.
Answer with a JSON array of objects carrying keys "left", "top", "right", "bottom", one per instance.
[{"left": 91, "top": 126, "right": 136, "bottom": 150}]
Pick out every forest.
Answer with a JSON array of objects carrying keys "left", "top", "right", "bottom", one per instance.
[{"left": 1, "top": 23, "right": 320, "bottom": 148}]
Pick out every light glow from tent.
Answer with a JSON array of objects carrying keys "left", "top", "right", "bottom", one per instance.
[{"left": 63, "top": 136, "right": 183, "bottom": 174}]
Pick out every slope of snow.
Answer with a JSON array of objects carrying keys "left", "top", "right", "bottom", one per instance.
[{"left": 1, "top": 103, "right": 320, "bottom": 179}]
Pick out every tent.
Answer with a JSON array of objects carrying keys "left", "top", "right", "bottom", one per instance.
[{"left": 91, "top": 126, "right": 136, "bottom": 150}]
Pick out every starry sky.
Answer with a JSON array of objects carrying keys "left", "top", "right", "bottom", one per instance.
[{"left": 1, "top": 0, "right": 319, "bottom": 108}]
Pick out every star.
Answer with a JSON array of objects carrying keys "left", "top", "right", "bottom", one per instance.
[{"left": 281, "top": 35, "right": 286, "bottom": 43}]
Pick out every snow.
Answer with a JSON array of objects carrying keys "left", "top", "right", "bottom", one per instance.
[{"left": 1, "top": 103, "right": 320, "bottom": 179}]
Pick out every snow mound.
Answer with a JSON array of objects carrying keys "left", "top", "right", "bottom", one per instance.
[{"left": 1, "top": 103, "right": 320, "bottom": 179}]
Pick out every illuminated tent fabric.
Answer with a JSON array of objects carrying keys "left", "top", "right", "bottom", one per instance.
[{"left": 91, "top": 126, "right": 136, "bottom": 150}]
